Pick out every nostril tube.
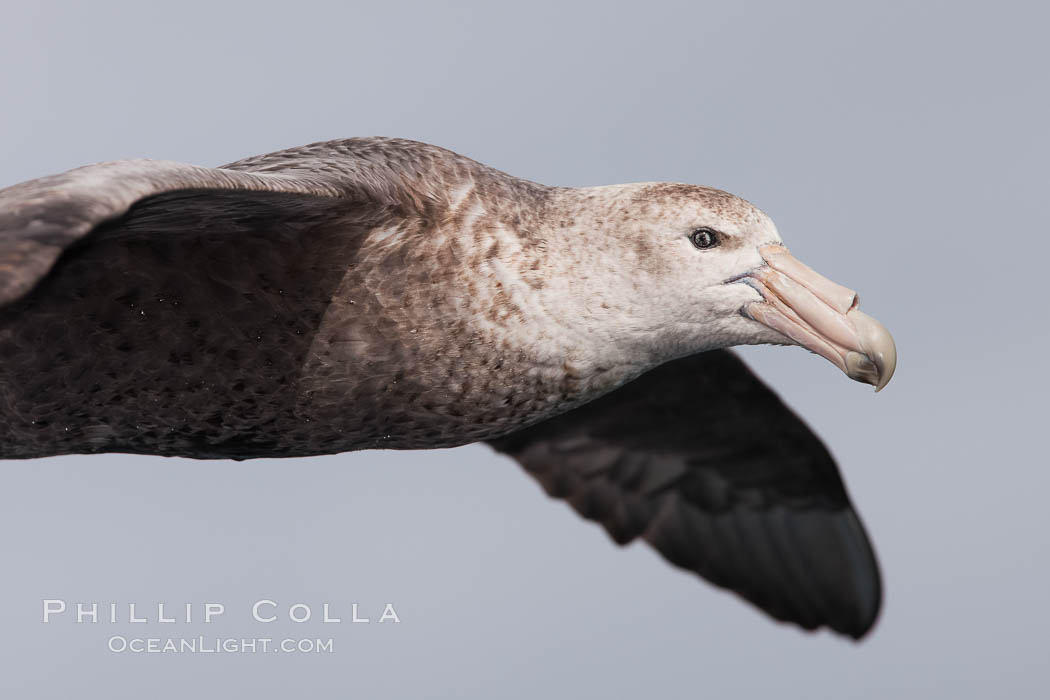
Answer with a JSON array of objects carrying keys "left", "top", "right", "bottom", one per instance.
[{"left": 758, "top": 244, "right": 858, "bottom": 314}]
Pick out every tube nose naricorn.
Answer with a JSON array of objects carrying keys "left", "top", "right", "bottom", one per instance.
[{"left": 739, "top": 244, "right": 897, "bottom": 391}]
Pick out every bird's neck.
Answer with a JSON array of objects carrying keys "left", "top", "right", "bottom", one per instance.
[{"left": 514, "top": 187, "right": 694, "bottom": 371}]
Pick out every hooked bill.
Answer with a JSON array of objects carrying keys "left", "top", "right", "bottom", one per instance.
[{"left": 738, "top": 245, "right": 897, "bottom": 391}]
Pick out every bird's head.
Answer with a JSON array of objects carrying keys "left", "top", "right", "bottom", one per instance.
[{"left": 543, "top": 182, "right": 896, "bottom": 391}]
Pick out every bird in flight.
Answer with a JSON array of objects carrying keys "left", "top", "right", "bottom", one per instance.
[{"left": 0, "top": 137, "right": 895, "bottom": 638}]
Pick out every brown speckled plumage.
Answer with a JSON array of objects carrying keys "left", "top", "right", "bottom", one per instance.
[
  {"left": 0, "top": 138, "right": 575, "bottom": 457},
  {"left": 0, "top": 137, "right": 882, "bottom": 638}
]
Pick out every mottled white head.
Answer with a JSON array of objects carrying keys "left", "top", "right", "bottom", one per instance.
[{"left": 530, "top": 182, "right": 895, "bottom": 390}]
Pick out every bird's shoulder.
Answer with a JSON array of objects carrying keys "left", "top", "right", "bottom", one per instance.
[{"left": 0, "top": 137, "right": 545, "bottom": 307}]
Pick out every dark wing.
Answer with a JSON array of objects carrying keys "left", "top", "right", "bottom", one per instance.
[
  {"left": 0, "top": 141, "right": 431, "bottom": 459},
  {"left": 487, "top": 350, "right": 881, "bottom": 639}
]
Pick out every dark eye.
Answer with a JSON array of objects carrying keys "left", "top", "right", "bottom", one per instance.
[{"left": 689, "top": 227, "right": 719, "bottom": 249}]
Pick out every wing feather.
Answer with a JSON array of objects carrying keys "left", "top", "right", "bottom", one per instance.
[{"left": 488, "top": 350, "right": 881, "bottom": 638}]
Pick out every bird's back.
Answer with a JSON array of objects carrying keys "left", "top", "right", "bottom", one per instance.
[{"left": 0, "top": 189, "right": 390, "bottom": 458}]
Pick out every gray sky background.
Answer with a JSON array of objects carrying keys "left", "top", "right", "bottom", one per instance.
[{"left": 1, "top": 1, "right": 1047, "bottom": 697}]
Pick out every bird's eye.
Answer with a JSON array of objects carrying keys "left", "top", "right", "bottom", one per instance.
[{"left": 689, "top": 228, "right": 719, "bottom": 249}]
